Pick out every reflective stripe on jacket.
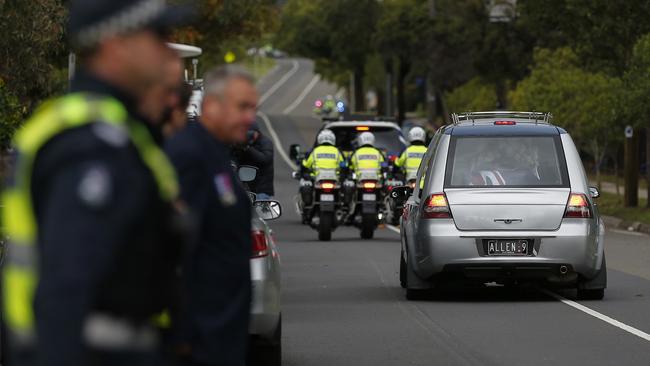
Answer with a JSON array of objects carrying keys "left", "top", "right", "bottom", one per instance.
[{"left": 302, "top": 144, "right": 343, "bottom": 176}]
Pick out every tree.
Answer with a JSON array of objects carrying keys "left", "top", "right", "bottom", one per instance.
[
  {"left": 374, "top": 0, "right": 432, "bottom": 124},
  {"left": 445, "top": 77, "right": 497, "bottom": 113},
  {"left": 0, "top": 0, "right": 67, "bottom": 149},
  {"left": 509, "top": 48, "right": 622, "bottom": 188},
  {"left": 173, "top": 0, "right": 278, "bottom": 68},
  {"left": 622, "top": 33, "right": 650, "bottom": 207},
  {"left": 0, "top": 0, "right": 67, "bottom": 109},
  {"left": 519, "top": 0, "right": 650, "bottom": 75},
  {"left": 276, "top": 0, "right": 379, "bottom": 111}
]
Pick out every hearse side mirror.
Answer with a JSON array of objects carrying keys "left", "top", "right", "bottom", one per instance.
[
  {"left": 254, "top": 200, "right": 282, "bottom": 221},
  {"left": 589, "top": 186, "right": 600, "bottom": 199}
]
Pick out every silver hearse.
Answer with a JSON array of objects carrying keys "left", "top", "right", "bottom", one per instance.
[{"left": 395, "top": 112, "right": 606, "bottom": 300}]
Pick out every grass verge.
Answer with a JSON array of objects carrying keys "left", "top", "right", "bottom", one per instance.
[
  {"left": 596, "top": 191, "right": 650, "bottom": 225},
  {"left": 241, "top": 56, "right": 277, "bottom": 81}
]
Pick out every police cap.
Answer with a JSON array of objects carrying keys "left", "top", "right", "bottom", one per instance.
[{"left": 68, "top": 0, "right": 195, "bottom": 49}]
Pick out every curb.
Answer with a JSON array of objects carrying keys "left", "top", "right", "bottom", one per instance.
[{"left": 602, "top": 215, "right": 650, "bottom": 235}]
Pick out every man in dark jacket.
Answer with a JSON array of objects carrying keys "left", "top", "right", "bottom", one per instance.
[
  {"left": 165, "top": 65, "right": 257, "bottom": 366},
  {"left": 1, "top": 1, "right": 193, "bottom": 365},
  {"left": 232, "top": 124, "right": 275, "bottom": 198}
]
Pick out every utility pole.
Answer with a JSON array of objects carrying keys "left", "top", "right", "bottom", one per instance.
[
  {"left": 68, "top": 52, "right": 76, "bottom": 89},
  {"left": 384, "top": 58, "right": 393, "bottom": 117},
  {"left": 624, "top": 125, "right": 639, "bottom": 207}
]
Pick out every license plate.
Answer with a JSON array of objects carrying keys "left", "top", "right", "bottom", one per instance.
[
  {"left": 320, "top": 194, "right": 334, "bottom": 202},
  {"left": 362, "top": 193, "right": 376, "bottom": 201},
  {"left": 485, "top": 239, "right": 530, "bottom": 256}
]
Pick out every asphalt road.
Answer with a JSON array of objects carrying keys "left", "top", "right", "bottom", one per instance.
[{"left": 256, "top": 59, "right": 650, "bottom": 365}]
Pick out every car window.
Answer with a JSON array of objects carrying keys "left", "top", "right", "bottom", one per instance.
[{"left": 444, "top": 135, "right": 569, "bottom": 188}]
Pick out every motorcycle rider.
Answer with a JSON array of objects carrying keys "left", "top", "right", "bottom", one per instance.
[
  {"left": 299, "top": 130, "right": 343, "bottom": 217},
  {"left": 395, "top": 126, "right": 427, "bottom": 182},
  {"left": 350, "top": 131, "right": 385, "bottom": 180}
]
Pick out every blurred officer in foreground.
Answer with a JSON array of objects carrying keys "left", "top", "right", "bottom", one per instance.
[
  {"left": 165, "top": 65, "right": 257, "bottom": 366},
  {"left": 1, "top": 1, "right": 193, "bottom": 365},
  {"left": 232, "top": 124, "right": 275, "bottom": 199}
]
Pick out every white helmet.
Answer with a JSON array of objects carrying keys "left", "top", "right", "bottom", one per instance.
[
  {"left": 408, "top": 126, "right": 426, "bottom": 143},
  {"left": 358, "top": 132, "right": 375, "bottom": 147},
  {"left": 317, "top": 129, "right": 336, "bottom": 145}
]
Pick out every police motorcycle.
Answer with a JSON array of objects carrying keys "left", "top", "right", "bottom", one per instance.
[
  {"left": 313, "top": 95, "right": 346, "bottom": 120},
  {"left": 340, "top": 132, "right": 390, "bottom": 239},
  {"left": 289, "top": 132, "right": 345, "bottom": 241}
]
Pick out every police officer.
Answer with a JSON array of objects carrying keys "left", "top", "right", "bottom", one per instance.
[
  {"left": 395, "top": 126, "right": 428, "bottom": 183},
  {"left": 164, "top": 65, "right": 257, "bottom": 366},
  {"left": 1, "top": 1, "right": 192, "bottom": 365},
  {"left": 350, "top": 131, "right": 385, "bottom": 180},
  {"left": 302, "top": 129, "right": 344, "bottom": 178}
]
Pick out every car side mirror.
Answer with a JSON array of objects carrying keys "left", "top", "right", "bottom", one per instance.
[
  {"left": 238, "top": 165, "right": 258, "bottom": 183},
  {"left": 254, "top": 200, "right": 282, "bottom": 221},
  {"left": 390, "top": 186, "right": 413, "bottom": 206},
  {"left": 289, "top": 144, "right": 301, "bottom": 162},
  {"left": 589, "top": 186, "right": 600, "bottom": 199}
]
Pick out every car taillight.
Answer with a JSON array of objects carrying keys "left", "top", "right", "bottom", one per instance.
[
  {"left": 494, "top": 121, "right": 516, "bottom": 125},
  {"left": 363, "top": 181, "right": 377, "bottom": 190},
  {"left": 422, "top": 193, "right": 451, "bottom": 219},
  {"left": 564, "top": 193, "right": 592, "bottom": 218},
  {"left": 251, "top": 230, "right": 269, "bottom": 258}
]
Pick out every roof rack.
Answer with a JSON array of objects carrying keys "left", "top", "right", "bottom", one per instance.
[{"left": 450, "top": 111, "right": 553, "bottom": 125}]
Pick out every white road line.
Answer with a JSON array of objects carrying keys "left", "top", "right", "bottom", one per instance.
[
  {"left": 258, "top": 111, "right": 297, "bottom": 171},
  {"left": 282, "top": 75, "right": 320, "bottom": 115},
  {"left": 541, "top": 289, "right": 650, "bottom": 342},
  {"left": 258, "top": 60, "right": 300, "bottom": 107},
  {"left": 386, "top": 224, "right": 400, "bottom": 234}
]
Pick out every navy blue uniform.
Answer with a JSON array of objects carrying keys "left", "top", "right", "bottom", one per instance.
[
  {"left": 25, "top": 70, "right": 182, "bottom": 366},
  {"left": 165, "top": 122, "right": 252, "bottom": 365}
]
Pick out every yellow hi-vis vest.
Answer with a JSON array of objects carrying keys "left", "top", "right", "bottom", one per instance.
[
  {"left": 2, "top": 93, "right": 179, "bottom": 343},
  {"left": 302, "top": 144, "right": 343, "bottom": 176},
  {"left": 350, "top": 146, "right": 384, "bottom": 177},
  {"left": 396, "top": 145, "right": 427, "bottom": 178}
]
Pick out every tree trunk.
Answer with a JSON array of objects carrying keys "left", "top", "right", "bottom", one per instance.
[
  {"left": 495, "top": 80, "right": 508, "bottom": 110},
  {"left": 396, "top": 59, "right": 411, "bottom": 126},
  {"left": 646, "top": 127, "right": 650, "bottom": 208},
  {"left": 353, "top": 66, "right": 365, "bottom": 113},
  {"left": 384, "top": 58, "right": 394, "bottom": 117},
  {"left": 624, "top": 130, "right": 639, "bottom": 207},
  {"left": 614, "top": 155, "right": 621, "bottom": 202}
]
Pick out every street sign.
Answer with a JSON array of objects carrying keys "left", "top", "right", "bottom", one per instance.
[
  {"left": 625, "top": 125, "right": 634, "bottom": 139},
  {"left": 224, "top": 51, "right": 236, "bottom": 64}
]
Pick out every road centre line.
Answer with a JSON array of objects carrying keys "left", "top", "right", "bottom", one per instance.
[
  {"left": 283, "top": 75, "right": 321, "bottom": 115},
  {"left": 258, "top": 111, "right": 297, "bottom": 171},
  {"left": 386, "top": 224, "right": 400, "bottom": 234},
  {"left": 541, "top": 289, "right": 650, "bottom": 342},
  {"left": 258, "top": 60, "right": 300, "bottom": 107}
]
